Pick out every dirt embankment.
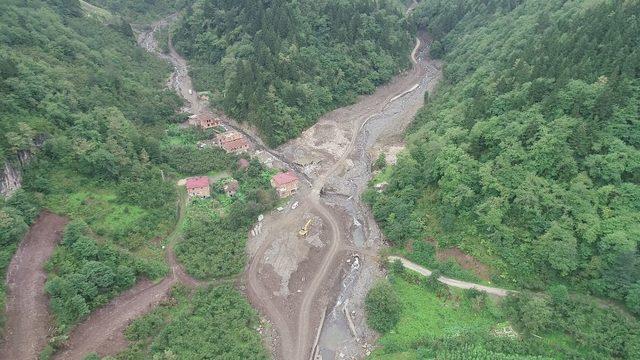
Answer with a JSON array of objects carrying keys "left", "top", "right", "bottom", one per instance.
[{"left": 0, "top": 212, "right": 68, "bottom": 360}]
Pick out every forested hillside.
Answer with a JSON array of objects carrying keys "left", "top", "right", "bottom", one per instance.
[
  {"left": 0, "top": 0, "right": 180, "bottom": 329},
  {"left": 0, "top": 0, "right": 179, "bottom": 165},
  {"left": 1, "top": 2, "right": 277, "bottom": 358},
  {"left": 366, "top": 0, "right": 640, "bottom": 312},
  {"left": 89, "top": 0, "right": 186, "bottom": 21},
  {"left": 173, "top": 0, "right": 413, "bottom": 145},
  {"left": 0, "top": 0, "right": 183, "bottom": 251}
]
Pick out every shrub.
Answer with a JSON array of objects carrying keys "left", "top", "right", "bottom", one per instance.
[{"left": 365, "top": 280, "right": 402, "bottom": 333}]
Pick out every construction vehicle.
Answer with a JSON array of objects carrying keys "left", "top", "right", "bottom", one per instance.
[{"left": 298, "top": 219, "right": 313, "bottom": 237}]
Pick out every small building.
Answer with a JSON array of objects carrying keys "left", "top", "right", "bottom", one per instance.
[
  {"left": 197, "top": 113, "right": 221, "bottom": 129},
  {"left": 216, "top": 131, "right": 250, "bottom": 153},
  {"left": 186, "top": 176, "right": 210, "bottom": 198},
  {"left": 223, "top": 179, "right": 239, "bottom": 197},
  {"left": 271, "top": 170, "right": 299, "bottom": 198},
  {"left": 238, "top": 158, "right": 250, "bottom": 171}
]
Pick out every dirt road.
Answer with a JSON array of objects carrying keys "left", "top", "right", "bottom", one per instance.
[
  {"left": 387, "top": 257, "right": 512, "bottom": 297},
  {"left": 136, "top": 10, "right": 442, "bottom": 360},
  {"left": 53, "top": 277, "right": 175, "bottom": 360},
  {"left": 53, "top": 250, "right": 199, "bottom": 359},
  {"left": 243, "top": 31, "right": 442, "bottom": 358},
  {"left": 52, "top": 192, "right": 199, "bottom": 359},
  {"left": 0, "top": 212, "right": 68, "bottom": 360}
]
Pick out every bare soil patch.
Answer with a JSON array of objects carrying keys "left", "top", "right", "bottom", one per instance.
[
  {"left": 0, "top": 212, "right": 68, "bottom": 360},
  {"left": 437, "top": 247, "right": 491, "bottom": 281}
]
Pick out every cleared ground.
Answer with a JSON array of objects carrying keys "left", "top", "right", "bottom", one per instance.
[
  {"left": 245, "top": 33, "right": 443, "bottom": 359},
  {"left": 0, "top": 212, "right": 68, "bottom": 360}
]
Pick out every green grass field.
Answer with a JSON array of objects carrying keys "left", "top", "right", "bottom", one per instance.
[
  {"left": 371, "top": 269, "right": 604, "bottom": 359},
  {"left": 372, "top": 278, "right": 499, "bottom": 358},
  {"left": 43, "top": 169, "right": 176, "bottom": 266}
]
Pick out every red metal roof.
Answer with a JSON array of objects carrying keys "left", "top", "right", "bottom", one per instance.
[
  {"left": 272, "top": 170, "right": 298, "bottom": 187},
  {"left": 186, "top": 176, "right": 209, "bottom": 189},
  {"left": 222, "top": 138, "right": 249, "bottom": 151},
  {"left": 216, "top": 131, "right": 243, "bottom": 143}
]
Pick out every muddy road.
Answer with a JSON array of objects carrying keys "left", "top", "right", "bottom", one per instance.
[
  {"left": 267, "top": 33, "right": 441, "bottom": 359},
  {"left": 135, "top": 11, "right": 442, "bottom": 360},
  {"left": 53, "top": 248, "right": 199, "bottom": 360},
  {"left": 1, "top": 6, "right": 441, "bottom": 360},
  {"left": 0, "top": 212, "right": 67, "bottom": 360},
  {"left": 53, "top": 278, "right": 175, "bottom": 360}
]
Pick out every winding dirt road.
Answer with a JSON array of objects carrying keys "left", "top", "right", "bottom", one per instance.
[
  {"left": 387, "top": 256, "right": 513, "bottom": 297},
  {"left": 0, "top": 212, "right": 67, "bottom": 360},
  {"left": 243, "top": 28, "right": 440, "bottom": 358},
  {"left": 1, "top": 13, "right": 439, "bottom": 360},
  {"left": 53, "top": 192, "right": 199, "bottom": 359}
]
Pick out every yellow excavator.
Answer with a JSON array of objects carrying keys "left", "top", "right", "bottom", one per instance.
[{"left": 298, "top": 219, "right": 313, "bottom": 237}]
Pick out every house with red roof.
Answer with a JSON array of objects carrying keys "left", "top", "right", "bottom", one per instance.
[
  {"left": 185, "top": 176, "right": 210, "bottom": 198},
  {"left": 216, "top": 131, "right": 249, "bottom": 153},
  {"left": 271, "top": 170, "right": 299, "bottom": 198},
  {"left": 197, "top": 112, "right": 221, "bottom": 129}
]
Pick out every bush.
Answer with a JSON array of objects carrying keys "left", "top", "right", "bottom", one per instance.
[
  {"left": 45, "top": 221, "right": 163, "bottom": 327},
  {"left": 365, "top": 280, "right": 402, "bottom": 333},
  {"left": 407, "top": 240, "right": 436, "bottom": 265},
  {"left": 373, "top": 153, "right": 387, "bottom": 171},
  {"left": 626, "top": 282, "right": 640, "bottom": 315},
  {"left": 390, "top": 258, "right": 405, "bottom": 276},
  {"left": 123, "top": 285, "right": 268, "bottom": 359}
]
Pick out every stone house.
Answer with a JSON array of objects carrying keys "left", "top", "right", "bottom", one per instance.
[{"left": 197, "top": 113, "right": 221, "bottom": 129}]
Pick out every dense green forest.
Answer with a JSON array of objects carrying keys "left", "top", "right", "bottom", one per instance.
[
  {"left": 89, "top": 0, "right": 187, "bottom": 21},
  {"left": 366, "top": 0, "right": 640, "bottom": 314},
  {"left": 0, "top": 0, "right": 180, "bottom": 163},
  {"left": 173, "top": 0, "right": 413, "bottom": 146}
]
